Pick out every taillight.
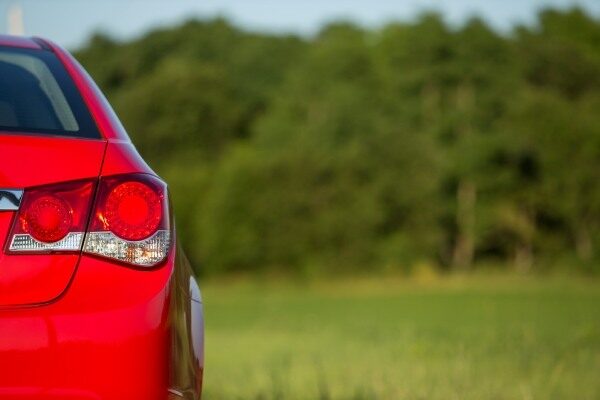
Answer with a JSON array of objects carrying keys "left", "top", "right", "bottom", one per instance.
[
  {"left": 5, "top": 174, "right": 171, "bottom": 267},
  {"left": 7, "top": 180, "right": 95, "bottom": 253},
  {"left": 104, "top": 181, "right": 162, "bottom": 241},
  {"left": 83, "top": 174, "right": 171, "bottom": 267}
]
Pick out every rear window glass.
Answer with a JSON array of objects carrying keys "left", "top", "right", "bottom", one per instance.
[{"left": 0, "top": 46, "right": 100, "bottom": 138}]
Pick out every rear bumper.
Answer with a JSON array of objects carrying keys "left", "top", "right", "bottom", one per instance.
[{"left": 0, "top": 251, "right": 203, "bottom": 400}]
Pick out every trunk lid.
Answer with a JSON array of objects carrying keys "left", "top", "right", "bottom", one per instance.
[{"left": 0, "top": 133, "right": 105, "bottom": 307}]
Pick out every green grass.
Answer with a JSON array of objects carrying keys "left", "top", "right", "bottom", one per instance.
[{"left": 201, "top": 275, "right": 600, "bottom": 399}]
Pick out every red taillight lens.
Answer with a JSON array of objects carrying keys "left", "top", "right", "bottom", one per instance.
[
  {"left": 23, "top": 194, "right": 72, "bottom": 242},
  {"left": 84, "top": 174, "right": 170, "bottom": 266},
  {"left": 104, "top": 181, "right": 162, "bottom": 241},
  {"left": 7, "top": 180, "right": 95, "bottom": 253}
]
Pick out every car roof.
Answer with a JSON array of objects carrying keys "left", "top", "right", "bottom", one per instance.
[{"left": 0, "top": 34, "right": 42, "bottom": 50}]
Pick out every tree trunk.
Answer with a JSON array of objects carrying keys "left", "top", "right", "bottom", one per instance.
[
  {"left": 575, "top": 222, "right": 593, "bottom": 262},
  {"left": 514, "top": 243, "right": 533, "bottom": 273},
  {"left": 452, "top": 180, "right": 477, "bottom": 270}
]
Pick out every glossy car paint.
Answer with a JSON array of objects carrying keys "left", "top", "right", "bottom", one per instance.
[{"left": 0, "top": 35, "right": 203, "bottom": 399}]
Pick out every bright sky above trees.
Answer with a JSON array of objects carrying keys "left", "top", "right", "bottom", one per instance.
[{"left": 0, "top": 0, "right": 599, "bottom": 48}]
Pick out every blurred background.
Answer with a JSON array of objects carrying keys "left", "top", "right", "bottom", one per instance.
[{"left": 4, "top": 0, "right": 600, "bottom": 398}]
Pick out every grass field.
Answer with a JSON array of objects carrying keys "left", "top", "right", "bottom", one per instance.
[{"left": 201, "top": 275, "right": 600, "bottom": 399}]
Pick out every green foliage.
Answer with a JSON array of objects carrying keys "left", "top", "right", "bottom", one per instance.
[{"left": 75, "top": 9, "right": 600, "bottom": 276}]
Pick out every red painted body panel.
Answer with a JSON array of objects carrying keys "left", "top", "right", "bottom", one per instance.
[
  {"left": 0, "top": 38, "right": 204, "bottom": 399},
  {"left": 0, "top": 253, "right": 172, "bottom": 399},
  {"left": 0, "top": 134, "right": 105, "bottom": 188},
  {"left": 101, "top": 141, "right": 154, "bottom": 176},
  {"left": 0, "top": 236, "right": 203, "bottom": 400},
  {"left": 0, "top": 246, "right": 79, "bottom": 306}
]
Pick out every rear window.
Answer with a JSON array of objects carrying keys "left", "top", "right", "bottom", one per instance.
[{"left": 0, "top": 46, "right": 100, "bottom": 138}]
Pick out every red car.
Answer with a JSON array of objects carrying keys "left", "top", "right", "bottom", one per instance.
[{"left": 0, "top": 35, "right": 204, "bottom": 400}]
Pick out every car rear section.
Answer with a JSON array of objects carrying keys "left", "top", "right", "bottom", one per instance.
[{"left": 0, "top": 36, "right": 203, "bottom": 400}]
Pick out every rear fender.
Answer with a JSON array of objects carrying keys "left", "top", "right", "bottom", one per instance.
[{"left": 169, "top": 240, "right": 204, "bottom": 399}]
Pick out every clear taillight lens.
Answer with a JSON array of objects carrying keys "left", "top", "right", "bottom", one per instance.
[
  {"left": 83, "top": 174, "right": 171, "bottom": 267},
  {"left": 83, "top": 230, "right": 170, "bottom": 266},
  {"left": 6, "top": 180, "right": 95, "bottom": 253}
]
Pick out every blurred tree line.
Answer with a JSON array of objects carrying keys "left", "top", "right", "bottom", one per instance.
[{"left": 76, "top": 8, "right": 600, "bottom": 276}]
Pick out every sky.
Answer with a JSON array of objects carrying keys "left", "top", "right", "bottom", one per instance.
[{"left": 0, "top": 0, "right": 599, "bottom": 49}]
